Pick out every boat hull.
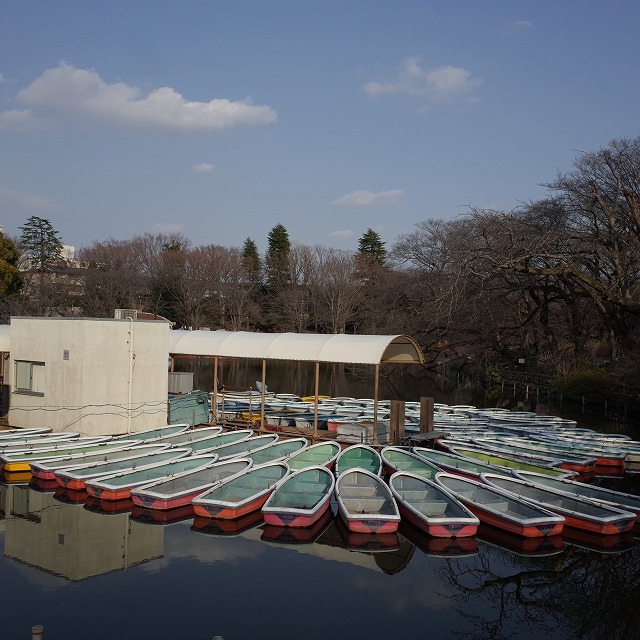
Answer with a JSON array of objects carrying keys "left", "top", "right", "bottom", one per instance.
[
  {"left": 396, "top": 502, "right": 478, "bottom": 538},
  {"left": 337, "top": 510, "right": 399, "bottom": 535},
  {"left": 132, "top": 489, "right": 209, "bottom": 511},
  {"left": 193, "top": 493, "right": 271, "bottom": 520},
  {"left": 262, "top": 499, "right": 331, "bottom": 528},
  {"left": 467, "top": 503, "right": 564, "bottom": 538}
]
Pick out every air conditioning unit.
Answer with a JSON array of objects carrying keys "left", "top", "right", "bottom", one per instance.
[{"left": 114, "top": 309, "right": 138, "bottom": 320}]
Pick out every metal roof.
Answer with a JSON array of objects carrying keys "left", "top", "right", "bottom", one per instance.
[{"left": 168, "top": 329, "right": 424, "bottom": 365}]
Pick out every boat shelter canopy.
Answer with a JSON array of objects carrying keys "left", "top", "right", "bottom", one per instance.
[{"left": 168, "top": 330, "right": 423, "bottom": 365}]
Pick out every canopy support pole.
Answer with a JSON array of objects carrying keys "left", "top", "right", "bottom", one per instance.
[
  {"left": 212, "top": 357, "right": 219, "bottom": 424},
  {"left": 373, "top": 363, "right": 379, "bottom": 446},
  {"left": 313, "top": 361, "right": 320, "bottom": 441},
  {"left": 260, "top": 359, "right": 266, "bottom": 432}
]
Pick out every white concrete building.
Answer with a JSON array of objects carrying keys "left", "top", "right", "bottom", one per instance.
[{"left": 4, "top": 317, "right": 170, "bottom": 435}]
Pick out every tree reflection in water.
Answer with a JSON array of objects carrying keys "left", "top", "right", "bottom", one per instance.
[{"left": 434, "top": 540, "right": 640, "bottom": 640}]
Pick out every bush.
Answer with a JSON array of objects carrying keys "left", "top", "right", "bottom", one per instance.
[
  {"left": 485, "top": 366, "right": 503, "bottom": 384},
  {"left": 550, "top": 368, "right": 615, "bottom": 400}
]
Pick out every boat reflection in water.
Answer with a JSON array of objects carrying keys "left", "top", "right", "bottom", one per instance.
[
  {"left": 191, "top": 510, "right": 265, "bottom": 537},
  {"left": 54, "top": 486, "right": 89, "bottom": 504},
  {"left": 28, "top": 477, "right": 59, "bottom": 493},
  {"left": 2, "top": 472, "right": 640, "bottom": 640},
  {"left": 561, "top": 526, "right": 637, "bottom": 554},
  {"left": 333, "top": 510, "right": 401, "bottom": 552},
  {"left": 475, "top": 523, "right": 565, "bottom": 557},
  {"left": 399, "top": 520, "right": 479, "bottom": 558},
  {"left": 84, "top": 495, "right": 134, "bottom": 515},
  {"left": 131, "top": 503, "right": 196, "bottom": 526},
  {"left": 261, "top": 507, "right": 334, "bottom": 545}
]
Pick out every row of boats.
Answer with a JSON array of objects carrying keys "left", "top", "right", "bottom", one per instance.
[{"left": 1, "top": 414, "right": 639, "bottom": 543}]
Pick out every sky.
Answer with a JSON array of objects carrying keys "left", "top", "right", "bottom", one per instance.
[{"left": 2, "top": 1, "right": 640, "bottom": 255}]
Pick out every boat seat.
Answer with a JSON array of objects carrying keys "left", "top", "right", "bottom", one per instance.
[
  {"left": 342, "top": 497, "right": 387, "bottom": 513},
  {"left": 340, "top": 485, "right": 378, "bottom": 498},
  {"left": 393, "top": 461, "right": 419, "bottom": 471},
  {"left": 216, "top": 486, "right": 257, "bottom": 501},
  {"left": 481, "top": 500, "right": 510, "bottom": 512},
  {"left": 273, "top": 492, "right": 318, "bottom": 509},
  {"left": 303, "top": 453, "right": 332, "bottom": 462},
  {"left": 413, "top": 501, "right": 448, "bottom": 517},
  {"left": 233, "top": 478, "right": 260, "bottom": 489},
  {"left": 398, "top": 490, "right": 429, "bottom": 502},
  {"left": 294, "top": 481, "right": 328, "bottom": 493}
]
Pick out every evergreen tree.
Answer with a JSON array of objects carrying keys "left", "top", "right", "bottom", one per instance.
[
  {"left": 242, "top": 237, "right": 261, "bottom": 280},
  {"left": 357, "top": 228, "right": 387, "bottom": 266},
  {"left": 264, "top": 223, "right": 291, "bottom": 291},
  {"left": 19, "top": 216, "right": 64, "bottom": 270},
  {"left": 0, "top": 231, "right": 22, "bottom": 297}
]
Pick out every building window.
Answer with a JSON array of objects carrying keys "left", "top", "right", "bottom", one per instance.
[{"left": 14, "top": 360, "right": 45, "bottom": 395}]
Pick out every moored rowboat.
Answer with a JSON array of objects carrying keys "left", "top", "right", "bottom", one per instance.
[
  {"left": 334, "top": 444, "right": 382, "bottom": 477},
  {"left": 435, "top": 472, "right": 565, "bottom": 538},
  {"left": 55, "top": 447, "right": 195, "bottom": 491},
  {"left": 30, "top": 442, "right": 172, "bottom": 481},
  {"left": 262, "top": 465, "right": 335, "bottom": 528},
  {"left": 192, "top": 462, "right": 289, "bottom": 519},
  {"left": 0, "top": 438, "right": 131, "bottom": 474},
  {"left": 131, "top": 458, "right": 253, "bottom": 510},
  {"left": 335, "top": 468, "right": 400, "bottom": 534},
  {"left": 389, "top": 471, "right": 479, "bottom": 538},
  {"left": 512, "top": 470, "right": 640, "bottom": 525},
  {"left": 246, "top": 437, "right": 308, "bottom": 466},
  {"left": 85, "top": 453, "right": 220, "bottom": 501},
  {"left": 380, "top": 446, "right": 439, "bottom": 479},
  {"left": 480, "top": 473, "right": 636, "bottom": 535},
  {"left": 285, "top": 441, "right": 341, "bottom": 471}
]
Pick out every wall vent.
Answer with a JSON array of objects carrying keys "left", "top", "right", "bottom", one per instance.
[{"left": 114, "top": 309, "right": 138, "bottom": 320}]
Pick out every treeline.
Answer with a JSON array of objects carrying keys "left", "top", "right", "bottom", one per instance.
[{"left": 3, "top": 136, "right": 640, "bottom": 387}]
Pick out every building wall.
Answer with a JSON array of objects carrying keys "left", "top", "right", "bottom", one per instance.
[{"left": 8, "top": 317, "right": 170, "bottom": 435}]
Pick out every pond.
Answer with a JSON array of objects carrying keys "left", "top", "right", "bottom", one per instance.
[
  {"left": 2, "top": 470, "right": 639, "bottom": 640},
  {"left": 174, "top": 357, "right": 640, "bottom": 436},
  {"left": 3, "top": 361, "right": 639, "bottom": 639}
]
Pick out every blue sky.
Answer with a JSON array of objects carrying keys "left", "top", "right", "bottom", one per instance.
[{"left": 2, "top": 1, "right": 640, "bottom": 254}]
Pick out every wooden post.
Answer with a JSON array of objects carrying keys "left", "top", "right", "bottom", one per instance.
[
  {"left": 390, "top": 400, "right": 405, "bottom": 444},
  {"left": 419, "top": 397, "right": 434, "bottom": 433}
]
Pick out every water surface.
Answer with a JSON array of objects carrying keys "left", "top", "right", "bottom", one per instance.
[{"left": 1, "top": 480, "right": 638, "bottom": 640}]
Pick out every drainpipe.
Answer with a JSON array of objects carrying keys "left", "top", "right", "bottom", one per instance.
[{"left": 126, "top": 316, "right": 134, "bottom": 434}]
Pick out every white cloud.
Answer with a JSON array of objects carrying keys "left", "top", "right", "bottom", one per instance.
[
  {"left": 14, "top": 63, "right": 277, "bottom": 132},
  {"left": 510, "top": 20, "right": 533, "bottom": 30},
  {"left": 332, "top": 189, "right": 403, "bottom": 207},
  {"left": 363, "top": 57, "right": 481, "bottom": 103},
  {"left": 0, "top": 109, "right": 48, "bottom": 132},
  {"left": 192, "top": 163, "right": 216, "bottom": 173},
  {"left": 0, "top": 184, "right": 59, "bottom": 213},
  {"left": 329, "top": 229, "right": 354, "bottom": 238},
  {"left": 0, "top": 73, "right": 7, "bottom": 83}
]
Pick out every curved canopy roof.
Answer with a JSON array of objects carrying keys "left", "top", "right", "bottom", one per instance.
[{"left": 168, "top": 330, "right": 424, "bottom": 366}]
